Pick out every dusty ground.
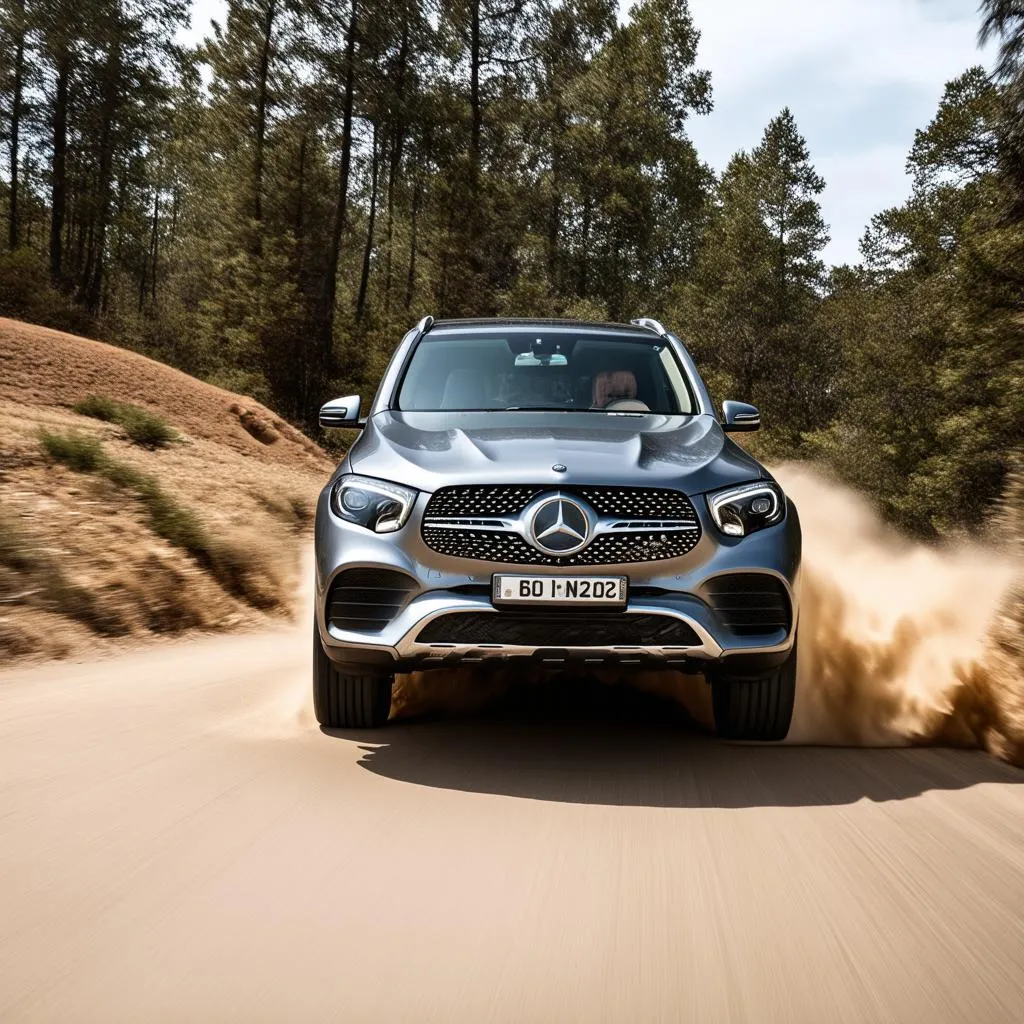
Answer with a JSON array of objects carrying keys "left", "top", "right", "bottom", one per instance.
[
  {"left": 2, "top": 624, "right": 1024, "bottom": 1023},
  {"left": 0, "top": 317, "right": 334, "bottom": 663}
]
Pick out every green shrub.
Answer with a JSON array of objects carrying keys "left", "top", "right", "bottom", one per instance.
[
  {"left": 37, "top": 430, "right": 274, "bottom": 610},
  {"left": 40, "top": 430, "right": 106, "bottom": 472},
  {"left": 0, "top": 249, "right": 96, "bottom": 335},
  {"left": 102, "top": 460, "right": 147, "bottom": 491},
  {"left": 73, "top": 394, "right": 122, "bottom": 422},
  {"left": 0, "top": 506, "right": 127, "bottom": 636},
  {"left": 121, "top": 409, "right": 177, "bottom": 449},
  {"left": 135, "top": 479, "right": 208, "bottom": 554},
  {"left": 74, "top": 394, "right": 177, "bottom": 449}
]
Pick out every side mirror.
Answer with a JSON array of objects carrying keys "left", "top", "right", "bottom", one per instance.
[
  {"left": 319, "top": 395, "right": 362, "bottom": 429},
  {"left": 722, "top": 400, "right": 760, "bottom": 432}
]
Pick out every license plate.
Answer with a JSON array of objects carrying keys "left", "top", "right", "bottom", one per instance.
[{"left": 493, "top": 574, "right": 627, "bottom": 607}]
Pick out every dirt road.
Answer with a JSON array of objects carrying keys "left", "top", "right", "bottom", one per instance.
[{"left": 2, "top": 619, "right": 1023, "bottom": 1023}]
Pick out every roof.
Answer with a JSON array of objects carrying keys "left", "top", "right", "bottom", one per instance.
[{"left": 430, "top": 317, "right": 658, "bottom": 336}]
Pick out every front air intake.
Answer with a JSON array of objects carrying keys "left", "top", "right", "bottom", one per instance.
[
  {"left": 415, "top": 612, "right": 700, "bottom": 647},
  {"left": 702, "top": 574, "right": 791, "bottom": 637},
  {"left": 327, "top": 568, "right": 417, "bottom": 634}
]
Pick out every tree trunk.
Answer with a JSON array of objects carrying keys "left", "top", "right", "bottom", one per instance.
[
  {"left": 252, "top": 0, "right": 277, "bottom": 257},
  {"left": 294, "top": 130, "right": 307, "bottom": 241},
  {"left": 356, "top": 124, "right": 380, "bottom": 323},
  {"left": 82, "top": 36, "right": 122, "bottom": 314},
  {"left": 140, "top": 189, "right": 160, "bottom": 312},
  {"left": 469, "top": 0, "right": 481, "bottom": 183},
  {"left": 577, "top": 196, "right": 592, "bottom": 296},
  {"left": 382, "top": 17, "right": 411, "bottom": 313},
  {"left": 49, "top": 53, "right": 70, "bottom": 284},
  {"left": 546, "top": 101, "right": 564, "bottom": 284},
  {"left": 404, "top": 140, "right": 427, "bottom": 311},
  {"left": 465, "top": 0, "right": 483, "bottom": 292},
  {"left": 8, "top": 0, "right": 26, "bottom": 250},
  {"left": 314, "top": 0, "right": 359, "bottom": 367}
]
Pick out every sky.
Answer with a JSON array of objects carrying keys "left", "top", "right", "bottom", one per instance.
[{"left": 184, "top": 0, "right": 994, "bottom": 266}]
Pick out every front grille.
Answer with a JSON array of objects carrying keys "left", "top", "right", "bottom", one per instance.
[
  {"left": 327, "top": 568, "right": 418, "bottom": 634},
  {"left": 423, "top": 484, "right": 695, "bottom": 519},
  {"left": 702, "top": 574, "right": 791, "bottom": 637},
  {"left": 415, "top": 612, "right": 700, "bottom": 647},
  {"left": 576, "top": 487, "right": 695, "bottom": 518},
  {"left": 422, "top": 485, "right": 702, "bottom": 565},
  {"left": 421, "top": 527, "right": 699, "bottom": 566}
]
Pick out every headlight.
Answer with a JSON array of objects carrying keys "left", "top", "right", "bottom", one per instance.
[
  {"left": 331, "top": 474, "right": 417, "bottom": 533},
  {"left": 707, "top": 482, "right": 784, "bottom": 537}
]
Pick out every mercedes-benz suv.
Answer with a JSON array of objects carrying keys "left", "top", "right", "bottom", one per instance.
[{"left": 314, "top": 317, "right": 801, "bottom": 739}]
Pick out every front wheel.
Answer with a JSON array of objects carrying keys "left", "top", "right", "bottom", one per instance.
[
  {"left": 313, "top": 620, "right": 393, "bottom": 728},
  {"left": 711, "top": 644, "right": 797, "bottom": 741}
]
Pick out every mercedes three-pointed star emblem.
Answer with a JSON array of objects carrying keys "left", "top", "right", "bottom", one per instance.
[{"left": 527, "top": 494, "right": 592, "bottom": 556}]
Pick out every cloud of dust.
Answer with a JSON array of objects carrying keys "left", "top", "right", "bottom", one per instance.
[{"left": 776, "top": 464, "right": 1022, "bottom": 762}]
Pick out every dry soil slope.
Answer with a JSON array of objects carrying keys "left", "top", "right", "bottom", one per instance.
[{"left": 0, "top": 317, "right": 334, "bottom": 663}]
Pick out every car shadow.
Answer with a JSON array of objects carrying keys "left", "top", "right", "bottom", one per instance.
[{"left": 321, "top": 676, "right": 1024, "bottom": 808}]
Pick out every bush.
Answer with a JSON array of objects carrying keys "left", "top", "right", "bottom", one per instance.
[
  {"left": 73, "top": 394, "right": 122, "bottom": 422},
  {"left": 134, "top": 478, "right": 208, "bottom": 554},
  {"left": 37, "top": 430, "right": 277, "bottom": 610},
  {"left": 39, "top": 430, "right": 105, "bottom": 472},
  {"left": 0, "top": 506, "right": 127, "bottom": 637},
  {"left": 121, "top": 409, "right": 177, "bottom": 448},
  {"left": 74, "top": 394, "right": 177, "bottom": 449},
  {"left": 0, "top": 249, "right": 96, "bottom": 335}
]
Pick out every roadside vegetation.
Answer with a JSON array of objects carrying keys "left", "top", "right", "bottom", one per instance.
[
  {"left": 74, "top": 394, "right": 178, "bottom": 449},
  {"left": 254, "top": 490, "right": 314, "bottom": 533},
  {"left": 0, "top": 506, "right": 129, "bottom": 645},
  {"left": 39, "top": 430, "right": 279, "bottom": 610}
]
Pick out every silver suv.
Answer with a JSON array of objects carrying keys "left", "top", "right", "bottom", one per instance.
[{"left": 314, "top": 317, "right": 800, "bottom": 739}]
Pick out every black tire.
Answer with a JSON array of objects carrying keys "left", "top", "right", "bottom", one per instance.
[
  {"left": 711, "top": 645, "right": 797, "bottom": 742},
  {"left": 313, "top": 620, "right": 393, "bottom": 728}
]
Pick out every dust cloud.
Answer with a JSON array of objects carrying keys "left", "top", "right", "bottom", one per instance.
[
  {"left": 777, "top": 464, "right": 1021, "bottom": 760},
  {"left": 394, "top": 465, "right": 1024, "bottom": 766}
]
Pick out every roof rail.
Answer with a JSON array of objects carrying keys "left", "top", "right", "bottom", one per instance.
[
  {"left": 413, "top": 314, "right": 434, "bottom": 338},
  {"left": 631, "top": 317, "right": 668, "bottom": 337}
]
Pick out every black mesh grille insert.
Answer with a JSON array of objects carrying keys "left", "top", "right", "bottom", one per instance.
[
  {"left": 702, "top": 574, "right": 791, "bottom": 637},
  {"left": 577, "top": 487, "right": 696, "bottom": 518},
  {"left": 425, "top": 486, "right": 543, "bottom": 517},
  {"left": 327, "top": 568, "right": 418, "bottom": 634},
  {"left": 416, "top": 612, "right": 700, "bottom": 647},
  {"left": 420, "top": 527, "right": 699, "bottom": 566}
]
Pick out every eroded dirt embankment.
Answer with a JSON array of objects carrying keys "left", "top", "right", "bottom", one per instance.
[{"left": 0, "top": 318, "right": 334, "bottom": 663}]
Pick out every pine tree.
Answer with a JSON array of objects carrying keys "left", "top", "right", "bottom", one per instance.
[{"left": 680, "top": 108, "right": 830, "bottom": 443}]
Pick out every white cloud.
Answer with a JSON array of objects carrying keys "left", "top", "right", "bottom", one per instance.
[{"left": 684, "top": 0, "right": 995, "bottom": 265}]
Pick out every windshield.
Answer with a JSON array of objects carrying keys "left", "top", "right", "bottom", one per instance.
[{"left": 396, "top": 331, "right": 696, "bottom": 414}]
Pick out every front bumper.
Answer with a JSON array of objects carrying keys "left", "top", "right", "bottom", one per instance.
[{"left": 315, "top": 488, "right": 801, "bottom": 675}]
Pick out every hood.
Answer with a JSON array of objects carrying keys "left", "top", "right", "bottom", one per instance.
[{"left": 346, "top": 411, "right": 765, "bottom": 495}]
